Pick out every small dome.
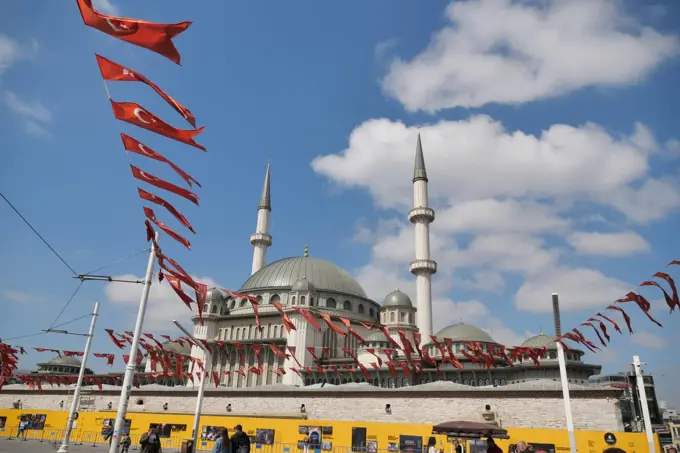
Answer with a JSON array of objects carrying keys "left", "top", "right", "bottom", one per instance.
[
  {"left": 363, "top": 331, "right": 389, "bottom": 344},
  {"left": 207, "top": 287, "right": 224, "bottom": 304},
  {"left": 291, "top": 277, "right": 315, "bottom": 292},
  {"left": 383, "top": 290, "right": 413, "bottom": 308},
  {"left": 162, "top": 341, "right": 192, "bottom": 355},
  {"left": 434, "top": 323, "right": 495, "bottom": 343},
  {"left": 521, "top": 334, "right": 558, "bottom": 350},
  {"left": 47, "top": 356, "right": 82, "bottom": 367}
]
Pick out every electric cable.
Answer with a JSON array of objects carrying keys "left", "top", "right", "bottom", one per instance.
[
  {"left": 47, "top": 281, "right": 84, "bottom": 330},
  {"left": 82, "top": 247, "right": 150, "bottom": 276},
  {"left": 0, "top": 192, "right": 79, "bottom": 276}
]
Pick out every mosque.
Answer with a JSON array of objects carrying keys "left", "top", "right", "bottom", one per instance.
[{"left": 187, "top": 135, "right": 603, "bottom": 389}]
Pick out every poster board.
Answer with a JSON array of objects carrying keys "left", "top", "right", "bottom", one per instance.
[
  {"left": 20, "top": 414, "right": 47, "bottom": 430},
  {"left": 149, "top": 423, "right": 187, "bottom": 438},
  {"left": 202, "top": 425, "right": 227, "bottom": 441},
  {"left": 101, "top": 418, "right": 131, "bottom": 435},
  {"left": 256, "top": 429, "right": 276, "bottom": 445},
  {"left": 352, "top": 427, "right": 368, "bottom": 452},
  {"left": 399, "top": 435, "right": 423, "bottom": 453}
]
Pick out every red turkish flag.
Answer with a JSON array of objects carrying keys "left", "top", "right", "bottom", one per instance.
[
  {"left": 164, "top": 274, "right": 195, "bottom": 310},
  {"left": 97, "top": 55, "right": 196, "bottom": 127},
  {"left": 122, "top": 134, "right": 201, "bottom": 188},
  {"left": 76, "top": 0, "right": 191, "bottom": 64},
  {"left": 144, "top": 207, "right": 191, "bottom": 249},
  {"left": 111, "top": 100, "right": 206, "bottom": 151},
  {"left": 131, "top": 165, "right": 199, "bottom": 205},
  {"left": 139, "top": 188, "right": 195, "bottom": 234}
]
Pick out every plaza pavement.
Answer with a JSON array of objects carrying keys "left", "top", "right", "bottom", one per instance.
[{"left": 0, "top": 438, "right": 189, "bottom": 452}]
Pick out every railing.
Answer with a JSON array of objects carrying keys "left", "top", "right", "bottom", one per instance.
[{"left": 0, "top": 427, "right": 384, "bottom": 453}]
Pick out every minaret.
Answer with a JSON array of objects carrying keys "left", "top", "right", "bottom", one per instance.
[
  {"left": 250, "top": 162, "right": 273, "bottom": 275},
  {"left": 408, "top": 134, "right": 437, "bottom": 343}
]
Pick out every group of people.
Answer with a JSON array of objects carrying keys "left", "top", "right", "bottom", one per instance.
[{"left": 213, "top": 424, "right": 252, "bottom": 453}]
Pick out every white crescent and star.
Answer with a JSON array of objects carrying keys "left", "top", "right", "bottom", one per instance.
[
  {"left": 137, "top": 143, "right": 153, "bottom": 157},
  {"left": 133, "top": 108, "right": 151, "bottom": 124},
  {"left": 106, "top": 19, "right": 131, "bottom": 33}
]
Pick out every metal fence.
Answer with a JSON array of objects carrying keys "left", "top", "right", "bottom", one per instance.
[{"left": 0, "top": 426, "right": 383, "bottom": 453}]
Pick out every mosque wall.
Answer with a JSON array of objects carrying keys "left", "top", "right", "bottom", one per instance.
[
  {"left": 0, "top": 407, "right": 658, "bottom": 453},
  {"left": 0, "top": 388, "right": 624, "bottom": 432}
]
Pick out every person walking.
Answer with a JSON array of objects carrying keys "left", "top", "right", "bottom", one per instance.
[
  {"left": 230, "top": 424, "right": 251, "bottom": 453},
  {"left": 214, "top": 428, "right": 231, "bottom": 453},
  {"left": 140, "top": 427, "right": 162, "bottom": 453}
]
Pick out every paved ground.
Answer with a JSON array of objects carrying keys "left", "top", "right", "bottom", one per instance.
[{"left": 0, "top": 438, "right": 188, "bottom": 452}]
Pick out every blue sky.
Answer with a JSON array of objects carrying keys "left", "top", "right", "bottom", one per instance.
[{"left": 1, "top": 0, "right": 679, "bottom": 406}]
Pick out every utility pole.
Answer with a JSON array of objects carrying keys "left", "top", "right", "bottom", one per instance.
[
  {"left": 174, "top": 319, "right": 212, "bottom": 452},
  {"left": 57, "top": 302, "right": 99, "bottom": 453},
  {"left": 633, "top": 356, "right": 656, "bottom": 453},
  {"left": 108, "top": 234, "right": 159, "bottom": 453}
]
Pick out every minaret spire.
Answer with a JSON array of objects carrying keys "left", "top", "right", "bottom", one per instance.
[
  {"left": 250, "top": 162, "right": 273, "bottom": 275},
  {"left": 408, "top": 133, "right": 437, "bottom": 345},
  {"left": 413, "top": 133, "right": 428, "bottom": 182},
  {"left": 259, "top": 161, "right": 271, "bottom": 210}
]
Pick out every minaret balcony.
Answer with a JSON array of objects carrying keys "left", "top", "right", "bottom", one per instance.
[
  {"left": 250, "top": 232, "right": 273, "bottom": 247},
  {"left": 409, "top": 259, "right": 437, "bottom": 275},
  {"left": 408, "top": 207, "right": 435, "bottom": 224}
]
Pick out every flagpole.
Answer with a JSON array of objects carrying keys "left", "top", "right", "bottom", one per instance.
[
  {"left": 553, "top": 293, "right": 576, "bottom": 453},
  {"left": 57, "top": 301, "right": 99, "bottom": 453},
  {"left": 633, "top": 356, "right": 656, "bottom": 453},
  {"left": 109, "top": 234, "right": 159, "bottom": 453},
  {"left": 173, "top": 319, "right": 212, "bottom": 452}
]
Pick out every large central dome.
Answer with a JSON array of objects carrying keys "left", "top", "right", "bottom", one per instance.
[{"left": 239, "top": 256, "right": 368, "bottom": 298}]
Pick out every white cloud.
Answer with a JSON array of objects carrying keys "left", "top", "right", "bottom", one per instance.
[
  {"left": 24, "top": 121, "right": 53, "bottom": 139},
  {"left": 630, "top": 331, "right": 666, "bottom": 349},
  {"left": 567, "top": 231, "right": 651, "bottom": 256},
  {"left": 515, "top": 267, "right": 630, "bottom": 312},
  {"left": 0, "top": 35, "right": 21, "bottom": 73},
  {"left": 312, "top": 117, "right": 676, "bottom": 223},
  {"left": 3, "top": 91, "right": 51, "bottom": 122},
  {"left": 104, "top": 274, "right": 217, "bottom": 330},
  {"left": 438, "top": 199, "right": 571, "bottom": 234},
  {"left": 381, "top": 0, "right": 679, "bottom": 112},
  {"left": 0, "top": 35, "right": 38, "bottom": 74},
  {"left": 455, "top": 270, "right": 506, "bottom": 293},
  {"left": 2, "top": 290, "right": 42, "bottom": 303},
  {"left": 314, "top": 114, "right": 679, "bottom": 336},
  {"left": 92, "top": 0, "right": 119, "bottom": 15}
]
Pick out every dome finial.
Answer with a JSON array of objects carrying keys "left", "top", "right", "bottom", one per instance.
[
  {"left": 540, "top": 326, "right": 544, "bottom": 335},
  {"left": 303, "top": 244, "right": 309, "bottom": 257},
  {"left": 459, "top": 317, "right": 464, "bottom": 324}
]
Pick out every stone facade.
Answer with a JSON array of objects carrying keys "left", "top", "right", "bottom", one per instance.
[{"left": 0, "top": 386, "right": 624, "bottom": 432}]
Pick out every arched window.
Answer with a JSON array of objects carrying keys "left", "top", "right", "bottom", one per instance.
[
  {"left": 408, "top": 313, "right": 413, "bottom": 324},
  {"left": 240, "top": 298, "right": 247, "bottom": 307},
  {"left": 369, "top": 308, "right": 375, "bottom": 318},
  {"left": 291, "top": 296, "right": 296, "bottom": 305},
  {"left": 390, "top": 312, "right": 395, "bottom": 322},
  {"left": 358, "top": 304, "right": 365, "bottom": 314},
  {"left": 211, "top": 305, "right": 217, "bottom": 314},
  {"left": 400, "top": 311, "right": 406, "bottom": 322},
  {"left": 343, "top": 300, "right": 352, "bottom": 310},
  {"left": 273, "top": 326, "right": 279, "bottom": 338},
  {"left": 300, "top": 296, "right": 306, "bottom": 305},
  {"left": 310, "top": 297, "right": 314, "bottom": 307},
  {"left": 270, "top": 294, "right": 281, "bottom": 304},
  {"left": 326, "top": 298, "right": 337, "bottom": 309},
  {"left": 230, "top": 300, "right": 236, "bottom": 310}
]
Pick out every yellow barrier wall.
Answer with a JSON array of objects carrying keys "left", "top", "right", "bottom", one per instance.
[{"left": 0, "top": 408, "right": 662, "bottom": 453}]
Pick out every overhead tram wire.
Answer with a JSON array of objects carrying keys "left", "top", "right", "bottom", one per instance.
[
  {"left": 0, "top": 192, "right": 79, "bottom": 277},
  {"left": 47, "top": 280, "right": 84, "bottom": 330},
  {"left": 81, "top": 248, "right": 150, "bottom": 276}
]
